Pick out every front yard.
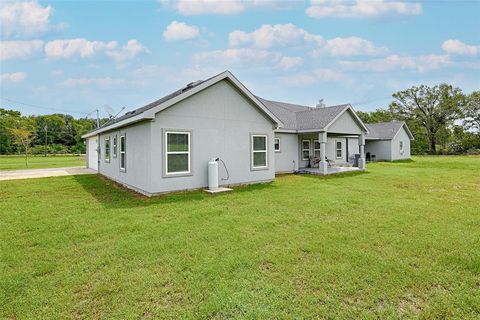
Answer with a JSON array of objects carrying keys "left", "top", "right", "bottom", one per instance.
[{"left": 1, "top": 156, "right": 479, "bottom": 318}]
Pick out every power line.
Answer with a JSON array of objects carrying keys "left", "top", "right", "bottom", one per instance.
[{"left": 0, "top": 96, "right": 91, "bottom": 115}]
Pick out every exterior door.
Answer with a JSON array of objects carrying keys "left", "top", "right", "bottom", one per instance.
[{"left": 87, "top": 137, "right": 98, "bottom": 171}]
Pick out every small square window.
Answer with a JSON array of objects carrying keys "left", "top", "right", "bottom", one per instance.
[
  {"left": 274, "top": 138, "right": 280, "bottom": 152},
  {"left": 165, "top": 131, "right": 191, "bottom": 175}
]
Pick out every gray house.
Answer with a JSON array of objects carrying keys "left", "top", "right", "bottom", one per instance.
[
  {"left": 82, "top": 71, "right": 369, "bottom": 196},
  {"left": 365, "top": 121, "right": 414, "bottom": 161}
]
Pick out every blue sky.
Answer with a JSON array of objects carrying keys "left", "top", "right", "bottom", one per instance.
[{"left": 1, "top": 0, "right": 479, "bottom": 118}]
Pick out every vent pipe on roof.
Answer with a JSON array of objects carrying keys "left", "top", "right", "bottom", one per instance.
[{"left": 316, "top": 99, "right": 326, "bottom": 108}]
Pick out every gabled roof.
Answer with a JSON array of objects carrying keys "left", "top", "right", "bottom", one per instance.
[
  {"left": 259, "top": 97, "right": 368, "bottom": 132},
  {"left": 82, "top": 71, "right": 283, "bottom": 138},
  {"left": 365, "top": 121, "right": 414, "bottom": 140}
]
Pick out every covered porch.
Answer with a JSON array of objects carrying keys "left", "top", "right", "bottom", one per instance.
[{"left": 296, "top": 130, "right": 366, "bottom": 175}]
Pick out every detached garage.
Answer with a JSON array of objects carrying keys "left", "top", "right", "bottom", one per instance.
[{"left": 365, "top": 121, "right": 414, "bottom": 161}]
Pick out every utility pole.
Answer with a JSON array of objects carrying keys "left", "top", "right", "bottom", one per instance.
[
  {"left": 96, "top": 109, "right": 100, "bottom": 128},
  {"left": 44, "top": 124, "right": 48, "bottom": 157}
]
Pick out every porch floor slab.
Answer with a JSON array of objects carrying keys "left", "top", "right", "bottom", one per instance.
[{"left": 296, "top": 166, "right": 362, "bottom": 175}]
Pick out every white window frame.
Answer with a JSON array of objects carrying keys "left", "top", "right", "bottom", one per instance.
[
  {"left": 313, "top": 140, "right": 320, "bottom": 158},
  {"left": 165, "top": 130, "right": 191, "bottom": 176},
  {"left": 113, "top": 135, "right": 117, "bottom": 158},
  {"left": 274, "top": 137, "right": 281, "bottom": 152},
  {"left": 399, "top": 140, "right": 404, "bottom": 153},
  {"left": 120, "top": 135, "right": 126, "bottom": 172},
  {"left": 104, "top": 137, "right": 110, "bottom": 163},
  {"left": 302, "top": 140, "right": 311, "bottom": 160},
  {"left": 251, "top": 134, "right": 268, "bottom": 170},
  {"left": 335, "top": 140, "right": 343, "bottom": 159}
]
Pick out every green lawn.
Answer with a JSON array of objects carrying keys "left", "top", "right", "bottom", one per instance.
[
  {"left": 0, "top": 155, "right": 85, "bottom": 171},
  {"left": 1, "top": 156, "right": 479, "bottom": 319}
]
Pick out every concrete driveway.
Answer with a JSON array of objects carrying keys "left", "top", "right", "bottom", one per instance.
[{"left": 0, "top": 167, "right": 96, "bottom": 181}]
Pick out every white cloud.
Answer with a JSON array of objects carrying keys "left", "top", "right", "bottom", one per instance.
[
  {"left": 162, "top": 0, "right": 245, "bottom": 15},
  {"left": 163, "top": 21, "right": 200, "bottom": 41},
  {"left": 0, "top": 72, "right": 27, "bottom": 82},
  {"left": 306, "top": 0, "right": 422, "bottom": 19},
  {"left": 106, "top": 40, "right": 148, "bottom": 62},
  {"left": 45, "top": 38, "right": 117, "bottom": 59},
  {"left": 0, "top": 1, "right": 55, "bottom": 37},
  {"left": 339, "top": 54, "right": 450, "bottom": 72},
  {"left": 229, "top": 23, "right": 323, "bottom": 49},
  {"left": 0, "top": 40, "right": 44, "bottom": 60},
  {"left": 58, "top": 77, "right": 125, "bottom": 88},
  {"left": 280, "top": 68, "right": 345, "bottom": 86},
  {"left": 317, "top": 36, "right": 388, "bottom": 56},
  {"left": 442, "top": 39, "right": 480, "bottom": 56},
  {"left": 194, "top": 48, "right": 302, "bottom": 70}
]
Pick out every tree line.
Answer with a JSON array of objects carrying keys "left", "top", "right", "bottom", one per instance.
[
  {"left": 1, "top": 84, "right": 479, "bottom": 157},
  {"left": 0, "top": 109, "right": 106, "bottom": 155}
]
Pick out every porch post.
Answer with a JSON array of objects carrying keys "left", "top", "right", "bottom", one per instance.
[
  {"left": 319, "top": 131, "right": 328, "bottom": 175},
  {"left": 358, "top": 132, "right": 366, "bottom": 170}
]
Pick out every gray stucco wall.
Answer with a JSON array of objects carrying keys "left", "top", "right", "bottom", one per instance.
[
  {"left": 327, "top": 110, "right": 363, "bottom": 135},
  {"left": 365, "top": 139, "right": 392, "bottom": 161},
  {"left": 147, "top": 79, "right": 276, "bottom": 194},
  {"left": 98, "top": 122, "right": 152, "bottom": 193},
  {"left": 391, "top": 126, "right": 411, "bottom": 160},
  {"left": 274, "top": 133, "right": 298, "bottom": 173}
]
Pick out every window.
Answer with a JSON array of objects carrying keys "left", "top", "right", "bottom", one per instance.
[
  {"left": 251, "top": 134, "right": 268, "bottom": 169},
  {"left": 104, "top": 137, "right": 110, "bottom": 162},
  {"left": 302, "top": 140, "right": 310, "bottom": 160},
  {"left": 399, "top": 141, "right": 404, "bottom": 153},
  {"left": 113, "top": 136, "right": 117, "bottom": 158},
  {"left": 314, "top": 140, "right": 320, "bottom": 158},
  {"left": 336, "top": 141, "right": 342, "bottom": 158},
  {"left": 165, "top": 131, "right": 191, "bottom": 175},
  {"left": 120, "top": 135, "right": 126, "bottom": 171},
  {"left": 274, "top": 138, "right": 281, "bottom": 152}
]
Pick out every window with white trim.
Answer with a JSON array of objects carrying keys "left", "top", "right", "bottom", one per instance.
[
  {"left": 399, "top": 141, "right": 404, "bottom": 152},
  {"left": 336, "top": 141, "right": 342, "bottom": 158},
  {"left": 113, "top": 135, "right": 117, "bottom": 158},
  {"left": 120, "top": 135, "right": 126, "bottom": 171},
  {"left": 274, "top": 138, "right": 280, "bottom": 152},
  {"left": 302, "top": 140, "right": 310, "bottom": 160},
  {"left": 251, "top": 134, "right": 268, "bottom": 169},
  {"left": 104, "top": 137, "right": 110, "bottom": 162},
  {"left": 314, "top": 140, "right": 320, "bottom": 158},
  {"left": 165, "top": 131, "right": 191, "bottom": 175}
]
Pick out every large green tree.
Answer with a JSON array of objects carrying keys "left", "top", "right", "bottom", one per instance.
[
  {"left": 356, "top": 108, "right": 394, "bottom": 124},
  {"left": 464, "top": 91, "right": 480, "bottom": 132},
  {"left": 389, "top": 84, "right": 465, "bottom": 153}
]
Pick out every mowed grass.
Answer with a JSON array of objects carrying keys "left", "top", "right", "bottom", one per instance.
[
  {"left": 1, "top": 156, "right": 479, "bottom": 319},
  {"left": 0, "top": 155, "right": 85, "bottom": 171}
]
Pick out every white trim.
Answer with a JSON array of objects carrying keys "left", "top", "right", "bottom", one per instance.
[
  {"left": 251, "top": 134, "right": 268, "bottom": 170},
  {"left": 165, "top": 130, "right": 191, "bottom": 176},
  {"left": 274, "top": 137, "right": 281, "bottom": 152},
  {"left": 335, "top": 140, "right": 343, "bottom": 159},
  {"left": 302, "top": 139, "right": 311, "bottom": 160},
  {"left": 120, "top": 135, "right": 126, "bottom": 172}
]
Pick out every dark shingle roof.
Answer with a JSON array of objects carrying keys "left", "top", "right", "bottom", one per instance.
[
  {"left": 365, "top": 121, "right": 405, "bottom": 139},
  {"left": 258, "top": 97, "right": 349, "bottom": 130}
]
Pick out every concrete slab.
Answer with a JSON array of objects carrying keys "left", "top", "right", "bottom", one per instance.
[
  {"left": 0, "top": 167, "right": 96, "bottom": 181},
  {"left": 204, "top": 187, "right": 233, "bottom": 194}
]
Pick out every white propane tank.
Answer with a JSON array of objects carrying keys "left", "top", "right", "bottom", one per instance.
[{"left": 208, "top": 158, "right": 219, "bottom": 190}]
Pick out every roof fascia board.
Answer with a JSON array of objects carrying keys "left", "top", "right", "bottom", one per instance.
[
  {"left": 81, "top": 113, "right": 144, "bottom": 138},
  {"left": 142, "top": 71, "right": 284, "bottom": 127}
]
